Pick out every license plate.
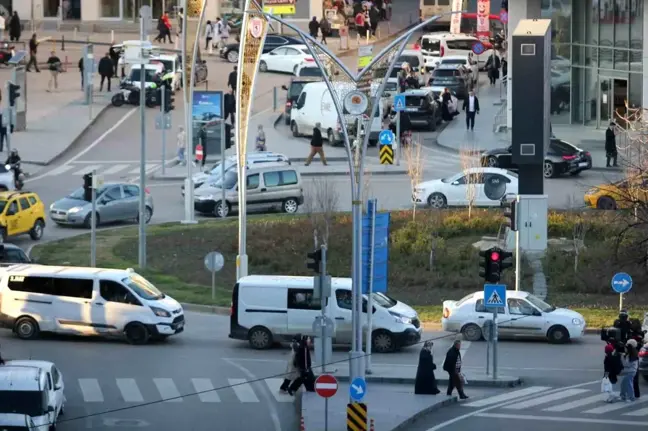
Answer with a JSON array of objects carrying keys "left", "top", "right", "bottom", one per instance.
[
  {"left": 578, "top": 162, "right": 588, "bottom": 167},
  {"left": 50, "top": 214, "right": 65, "bottom": 220}
]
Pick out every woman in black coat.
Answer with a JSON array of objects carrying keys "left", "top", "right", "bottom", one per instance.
[
  {"left": 8, "top": 12, "right": 21, "bottom": 42},
  {"left": 415, "top": 341, "right": 440, "bottom": 395}
]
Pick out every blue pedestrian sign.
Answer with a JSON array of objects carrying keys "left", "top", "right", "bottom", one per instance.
[
  {"left": 393, "top": 94, "right": 406, "bottom": 112},
  {"left": 483, "top": 284, "right": 506, "bottom": 308},
  {"left": 349, "top": 377, "right": 367, "bottom": 401},
  {"left": 378, "top": 129, "right": 394, "bottom": 146},
  {"left": 472, "top": 41, "right": 485, "bottom": 55},
  {"left": 611, "top": 272, "right": 633, "bottom": 294}
]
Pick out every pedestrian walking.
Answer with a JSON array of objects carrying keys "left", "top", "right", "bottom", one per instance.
[
  {"left": 218, "top": 19, "right": 231, "bottom": 48},
  {"left": 163, "top": 12, "right": 173, "bottom": 43},
  {"left": 46, "top": 50, "right": 62, "bottom": 92},
  {"left": 414, "top": 341, "right": 441, "bottom": 395},
  {"left": 485, "top": 54, "right": 500, "bottom": 86},
  {"left": 304, "top": 123, "right": 327, "bottom": 166},
  {"left": 228, "top": 66, "right": 237, "bottom": 92},
  {"left": 620, "top": 339, "right": 639, "bottom": 402},
  {"left": 255, "top": 125, "right": 267, "bottom": 151},
  {"left": 109, "top": 45, "right": 120, "bottom": 77},
  {"left": 26, "top": 34, "right": 40, "bottom": 72},
  {"left": 98, "top": 52, "right": 114, "bottom": 92},
  {"left": 320, "top": 16, "right": 330, "bottom": 44},
  {"left": 308, "top": 16, "right": 319, "bottom": 39},
  {"left": 605, "top": 122, "right": 618, "bottom": 167},
  {"left": 369, "top": 5, "right": 380, "bottom": 37},
  {"left": 194, "top": 126, "right": 207, "bottom": 168},
  {"left": 224, "top": 90, "right": 236, "bottom": 125},
  {"left": 176, "top": 7, "right": 184, "bottom": 39},
  {"left": 462, "top": 90, "right": 479, "bottom": 131},
  {"left": 288, "top": 335, "right": 315, "bottom": 395},
  {"left": 204, "top": 20, "right": 215, "bottom": 50},
  {"left": 603, "top": 342, "right": 623, "bottom": 402},
  {"left": 355, "top": 11, "right": 366, "bottom": 38},
  {"left": 8, "top": 11, "right": 20, "bottom": 42},
  {"left": 0, "top": 13, "right": 6, "bottom": 41},
  {"left": 280, "top": 337, "right": 300, "bottom": 393},
  {"left": 176, "top": 126, "right": 186, "bottom": 165},
  {"left": 78, "top": 57, "right": 84, "bottom": 90},
  {"left": 442, "top": 339, "right": 468, "bottom": 399},
  {"left": 154, "top": 14, "right": 166, "bottom": 42}
]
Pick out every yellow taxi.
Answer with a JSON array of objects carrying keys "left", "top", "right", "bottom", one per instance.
[
  {"left": 584, "top": 175, "right": 648, "bottom": 210},
  {"left": 0, "top": 191, "right": 46, "bottom": 241}
]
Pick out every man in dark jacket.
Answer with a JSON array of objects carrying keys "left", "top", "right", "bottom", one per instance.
[
  {"left": 109, "top": 46, "right": 120, "bottom": 77},
  {"left": 443, "top": 339, "right": 468, "bottom": 399},
  {"left": 462, "top": 90, "right": 480, "bottom": 131},
  {"left": 308, "top": 17, "right": 319, "bottom": 39},
  {"left": 228, "top": 66, "right": 237, "bottom": 92},
  {"left": 26, "top": 34, "right": 40, "bottom": 72},
  {"left": 369, "top": 6, "right": 380, "bottom": 36},
  {"left": 98, "top": 52, "right": 114, "bottom": 92},
  {"left": 605, "top": 122, "right": 617, "bottom": 167},
  {"left": 304, "top": 122, "right": 327, "bottom": 166},
  {"left": 224, "top": 90, "right": 236, "bottom": 125}
]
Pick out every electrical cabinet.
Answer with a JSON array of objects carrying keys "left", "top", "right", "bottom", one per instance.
[{"left": 518, "top": 195, "right": 548, "bottom": 252}]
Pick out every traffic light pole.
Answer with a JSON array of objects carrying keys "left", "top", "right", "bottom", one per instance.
[
  {"left": 90, "top": 170, "right": 97, "bottom": 267},
  {"left": 4, "top": 82, "right": 11, "bottom": 153},
  {"left": 219, "top": 120, "right": 226, "bottom": 218},
  {"left": 492, "top": 308, "right": 498, "bottom": 379},
  {"left": 138, "top": 11, "right": 148, "bottom": 269},
  {"left": 161, "top": 85, "right": 167, "bottom": 176}
]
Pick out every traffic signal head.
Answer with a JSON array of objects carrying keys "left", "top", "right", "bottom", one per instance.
[
  {"left": 83, "top": 173, "right": 93, "bottom": 202},
  {"left": 501, "top": 198, "right": 519, "bottom": 231},
  {"left": 8, "top": 83, "right": 20, "bottom": 107},
  {"left": 479, "top": 249, "right": 491, "bottom": 281},
  {"left": 224, "top": 123, "right": 233, "bottom": 149},
  {"left": 306, "top": 249, "right": 322, "bottom": 273},
  {"left": 480, "top": 247, "right": 505, "bottom": 283},
  {"left": 499, "top": 249, "right": 514, "bottom": 271},
  {"left": 164, "top": 91, "right": 175, "bottom": 112}
]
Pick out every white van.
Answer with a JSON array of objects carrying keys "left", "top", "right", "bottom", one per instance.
[
  {"left": 229, "top": 275, "right": 422, "bottom": 353},
  {"left": 420, "top": 33, "right": 493, "bottom": 71},
  {"left": 124, "top": 63, "right": 164, "bottom": 90},
  {"left": 0, "top": 265, "right": 185, "bottom": 344},
  {"left": 0, "top": 366, "right": 59, "bottom": 431},
  {"left": 290, "top": 82, "right": 384, "bottom": 146},
  {"left": 0, "top": 413, "right": 38, "bottom": 430}
]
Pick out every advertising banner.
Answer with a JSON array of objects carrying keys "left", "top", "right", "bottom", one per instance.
[
  {"left": 192, "top": 91, "right": 223, "bottom": 123},
  {"left": 262, "top": 0, "right": 296, "bottom": 15},
  {"left": 450, "top": 0, "right": 463, "bottom": 35},
  {"left": 476, "top": 0, "right": 491, "bottom": 41}
]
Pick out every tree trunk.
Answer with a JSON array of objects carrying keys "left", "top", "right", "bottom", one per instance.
[{"left": 429, "top": 248, "right": 434, "bottom": 272}]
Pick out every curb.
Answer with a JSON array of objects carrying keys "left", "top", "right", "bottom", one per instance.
[
  {"left": 23, "top": 102, "right": 113, "bottom": 166},
  {"left": 333, "top": 374, "right": 522, "bottom": 388},
  {"left": 392, "top": 396, "right": 458, "bottom": 431}
]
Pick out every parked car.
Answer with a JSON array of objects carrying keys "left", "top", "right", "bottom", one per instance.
[
  {"left": 293, "top": 62, "right": 324, "bottom": 78},
  {"left": 427, "top": 64, "right": 470, "bottom": 99},
  {"left": 584, "top": 175, "right": 648, "bottom": 210},
  {"left": 480, "top": 138, "right": 593, "bottom": 179},
  {"left": 397, "top": 88, "right": 443, "bottom": 131},
  {"left": 259, "top": 45, "right": 317, "bottom": 75},
  {"left": 282, "top": 77, "right": 323, "bottom": 125},
  {"left": 220, "top": 34, "right": 302, "bottom": 63},
  {"left": 0, "top": 243, "right": 32, "bottom": 265},
  {"left": 441, "top": 290, "right": 586, "bottom": 344}
]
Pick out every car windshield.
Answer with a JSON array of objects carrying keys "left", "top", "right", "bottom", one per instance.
[
  {"left": 525, "top": 294, "right": 555, "bottom": 312},
  {"left": 152, "top": 59, "right": 174, "bottom": 72},
  {"left": 0, "top": 390, "right": 45, "bottom": 417},
  {"left": 370, "top": 292, "right": 398, "bottom": 308},
  {"left": 122, "top": 274, "right": 164, "bottom": 300},
  {"left": 67, "top": 187, "right": 106, "bottom": 200},
  {"left": 0, "top": 248, "right": 30, "bottom": 263},
  {"left": 442, "top": 59, "right": 467, "bottom": 65},
  {"left": 398, "top": 55, "right": 420, "bottom": 67},
  {"left": 0, "top": 200, "right": 6, "bottom": 214},
  {"left": 288, "top": 83, "right": 306, "bottom": 98},
  {"left": 212, "top": 170, "right": 238, "bottom": 189},
  {"left": 384, "top": 81, "right": 397, "bottom": 91},
  {"left": 434, "top": 69, "right": 459, "bottom": 77},
  {"left": 299, "top": 67, "right": 323, "bottom": 77},
  {"left": 129, "top": 68, "right": 157, "bottom": 82}
]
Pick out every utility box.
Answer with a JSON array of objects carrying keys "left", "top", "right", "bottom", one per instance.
[{"left": 518, "top": 195, "right": 548, "bottom": 252}]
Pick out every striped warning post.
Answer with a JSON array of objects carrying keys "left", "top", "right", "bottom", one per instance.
[{"left": 347, "top": 402, "right": 368, "bottom": 431}]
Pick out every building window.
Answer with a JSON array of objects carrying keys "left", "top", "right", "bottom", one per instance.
[{"left": 101, "top": 0, "right": 120, "bottom": 18}]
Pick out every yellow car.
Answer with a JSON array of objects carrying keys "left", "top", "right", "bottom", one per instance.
[
  {"left": 584, "top": 176, "right": 648, "bottom": 210},
  {"left": 0, "top": 191, "right": 46, "bottom": 241}
]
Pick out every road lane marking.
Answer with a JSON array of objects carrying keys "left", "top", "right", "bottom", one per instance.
[
  {"left": 583, "top": 396, "right": 648, "bottom": 414},
  {"left": 463, "top": 386, "right": 552, "bottom": 408},
  {"left": 503, "top": 388, "right": 590, "bottom": 410},
  {"left": 101, "top": 164, "right": 130, "bottom": 175},
  {"left": 78, "top": 378, "right": 104, "bottom": 402},
  {"left": 229, "top": 378, "right": 260, "bottom": 403},
  {"left": 44, "top": 165, "right": 75, "bottom": 176},
  {"left": 128, "top": 163, "right": 158, "bottom": 174},
  {"left": 116, "top": 378, "right": 144, "bottom": 403},
  {"left": 624, "top": 406, "right": 648, "bottom": 416},
  {"left": 543, "top": 394, "right": 605, "bottom": 412},
  {"left": 71, "top": 164, "right": 102, "bottom": 176},
  {"left": 191, "top": 378, "right": 221, "bottom": 403},
  {"left": 264, "top": 378, "right": 293, "bottom": 403},
  {"left": 153, "top": 378, "right": 182, "bottom": 402},
  {"left": 474, "top": 413, "right": 647, "bottom": 426}
]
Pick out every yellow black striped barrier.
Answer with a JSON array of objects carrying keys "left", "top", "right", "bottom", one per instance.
[
  {"left": 379, "top": 144, "right": 394, "bottom": 165},
  {"left": 347, "top": 402, "right": 368, "bottom": 431}
]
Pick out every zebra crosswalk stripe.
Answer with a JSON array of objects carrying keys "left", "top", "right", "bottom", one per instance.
[
  {"left": 116, "top": 378, "right": 144, "bottom": 403},
  {"left": 229, "top": 378, "right": 259, "bottom": 403},
  {"left": 72, "top": 164, "right": 102, "bottom": 176},
  {"left": 543, "top": 394, "right": 604, "bottom": 412},
  {"left": 191, "top": 378, "right": 221, "bottom": 403},
  {"left": 264, "top": 378, "right": 293, "bottom": 403},
  {"left": 153, "top": 378, "right": 182, "bottom": 402},
  {"left": 101, "top": 164, "right": 131, "bottom": 175},
  {"left": 78, "top": 378, "right": 104, "bottom": 403},
  {"left": 504, "top": 389, "right": 590, "bottom": 410},
  {"left": 463, "top": 386, "right": 552, "bottom": 408}
]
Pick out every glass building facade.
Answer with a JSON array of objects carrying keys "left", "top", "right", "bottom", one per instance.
[{"left": 542, "top": 0, "right": 644, "bottom": 127}]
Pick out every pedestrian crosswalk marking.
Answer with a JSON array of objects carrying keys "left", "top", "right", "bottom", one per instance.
[
  {"left": 463, "top": 386, "right": 551, "bottom": 408},
  {"left": 624, "top": 407, "right": 648, "bottom": 416},
  {"left": 153, "top": 378, "right": 182, "bottom": 402},
  {"left": 543, "top": 394, "right": 604, "bottom": 412},
  {"left": 504, "top": 389, "right": 590, "bottom": 410},
  {"left": 229, "top": 378, "right": 259, "bottom": 403},
  {"left": 264, "top": 378, "right": 293, "bottom": 403},
  {"left": 72, "top": 164, "right": 102, "bottom": 176},
  {"left": 583, "top": 396, "right": 648, "bottom": 414},
  {"left": 102, "top": 164, "right": 131, "bottom": 175},
  {"left": 78, "top": 378, "right": 104, "bottom": 403},
  {"left": 116, "top": 378, "right": 144, "bottom": 403},
  {"left": 191, "top": 378, "right": 221, "bottom": 403},
  {"left": 128, "top": 164, "right": 157, "bottom": 175},
  {"left": 45, "top": 165, "right": 75, "bottom": 176}
]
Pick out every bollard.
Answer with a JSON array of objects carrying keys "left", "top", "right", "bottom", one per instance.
[
  {"left": 300, "top": 416, "right": 305, "bottom": 431},
  {"left": 63, "top": 55, "right": 68, "bottom": 72},
  {"left": 61, "top": 35, "right": 65, "bottom": 51},
  {"left": 273, "top": 86, "right": 277, "bottom": 112},
  {"left": 370, "top": 418, "right": 375, "bottom": 431},
  {"left": 208, "top": 43, "right": 213, "bottom": 55},
  {"left": 73, "top": 27, "right": 77, "bottom": 39},
  {"left": 110, "top": 30, "right": 114, "bottom": 43}
]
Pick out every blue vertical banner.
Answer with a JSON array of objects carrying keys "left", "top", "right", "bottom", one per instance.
[{"left": 362, "top": 199, "right": 390, "bottom": 294}]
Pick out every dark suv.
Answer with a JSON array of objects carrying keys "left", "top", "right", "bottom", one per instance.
[
  {"left": 428, "top": 64, "right": 470, "bottom": 99},
  {"left": 398, "top": 89, "right": 442, "bottom": 131},
  {"left": 281, "top": 77, "right": 322, "bottom": 125}
]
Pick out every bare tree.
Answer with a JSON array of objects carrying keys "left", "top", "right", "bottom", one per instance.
[
  {"left": 403, "top": 141, "right": 424, "bottom": 220},
  {"left": 572, "top": 218, "right": 587, "bottom": 272},
  {"left": 459, "top": 146, "right": 482, "bottom": 219},
  {"left": 303, "top": 178, "right": 340, "bottom": 248}
]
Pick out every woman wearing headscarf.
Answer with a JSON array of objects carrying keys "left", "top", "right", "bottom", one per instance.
[
  {"left": 280, "top": 336, "right": 300, "bottom": 393},
  {"left": 414, "top": 341, "right": 441, "bottom": 395},
  {"left": 288, "top": 335, "right": 314, "bottom": 395}
]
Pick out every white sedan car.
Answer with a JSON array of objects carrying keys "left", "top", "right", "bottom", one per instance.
[
  {"left": 6, "top": 360, "right": 66, "bottom": 420},
  {"left": 441, "top": 291, "right": 586, "bottom": 344},
  {"left": 259, "top": 45, "right": 316, "bottom": 75},
  {"left": 413, "top": 167, "right": 518, "bottom": 209}
]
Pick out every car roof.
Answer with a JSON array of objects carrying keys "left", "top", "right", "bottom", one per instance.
[
  {"left": 0, "top": 191, "right": 38, "bottom": 200},
  {"left": 131, "top": 63, "right": 162, "bottom": 70},
  {"left": 440, "top": 55, "right": 469, "bottom": 61},
  {"left": 465, "top": 290, "right": 530, "bottom": 301},
  {"left": 247, "top": 162, "right": 300, "bottom": 173},
  {"left": 422, "top": 32, "right": 476, "bottom": 40},
  {"left": 436, "top": 64, "right": 463, "bottom": 70},
  {"left": 400, "top": 49, "right": 422, "bottom": 56},
  {"left": 239, "top": 275, "right": 352, "bottom": 289},
  {"left": 0, "top": 264, "right": 140, "bottom": 279},
  {"left": 277, "top": 44, "right": 308, "bottom": 50},
  {"left": 461, "top": 167, "right": 516, "bottom": 175},
  {"left": 0, "top": 366, "right": 42, "bottom": 389},
  {"left": 6, "top": 360, "right": 55, "bottom": 370},
  {"left": 290, "top": 77, "right": 321, "bottom": 84},
  {"left": 0, "top": 413, "right": 30, "bottom": 427},
  {"left": 403, "top": 89, "right": 432, "bottom": 96}
]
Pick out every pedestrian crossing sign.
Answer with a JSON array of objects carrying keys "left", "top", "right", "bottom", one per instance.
[
  {"left": 483, "top": 284, "right": 506, "bottom": 308},
  {"left": 393, "top": 94, "right": 406, "bottom": 112}
]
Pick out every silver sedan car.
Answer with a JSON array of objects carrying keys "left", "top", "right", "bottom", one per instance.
[{"left": 49, "top": 183, "right": 154, "bottom": 227}]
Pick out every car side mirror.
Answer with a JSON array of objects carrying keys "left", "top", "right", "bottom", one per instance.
[
  {"left": 281, "top": 85, "right": 288, "bottom": 90},
  {"left": 533, "top": 310, "right": 541, "bottom": 316},
  {"left": 451, "top": 181, "right": 459, "bottom": 185}
]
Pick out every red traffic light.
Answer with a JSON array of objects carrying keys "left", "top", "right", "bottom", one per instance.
[{"left": 490, "top": 252, "right": 500, "bottom": 261}]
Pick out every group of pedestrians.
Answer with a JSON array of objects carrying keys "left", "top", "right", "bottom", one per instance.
[
  {"left": 603, "top": 338, "right": 641, "bottom": 402},
  {"left": 204, "top": 17, "right": 232, "bottom": 50},
  {"left": 308, "top": 16, "right": 332, "bottom": 45},
  {"left": 280, "top": 335, "right": 315, "bottom": 396},
  {"left": 414, "top": 338, "right": 469, "bottom": 399},
  {"left": 154, "top": 8, "right": 184, "bottom": 44},
  {"left": 0, "top": 11, "right": 22, "bottom": 42}
]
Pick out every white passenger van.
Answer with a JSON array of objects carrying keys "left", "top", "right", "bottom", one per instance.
[
  {"left": 229, "top": 275, "right": 422, "bottom": 353},
  {"left": 0, "top": 265, "right": 185, "bottom": 344},
  {"left": 0, "top": 366, "right": 59, "bottom": 431}
]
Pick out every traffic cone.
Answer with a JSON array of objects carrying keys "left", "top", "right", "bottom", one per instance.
[
  {"left": 300, "top": 416, "right": 305, "bottom": 431},
  {"left": 370, "top": 418, "right": 375, "bottom": 431}
]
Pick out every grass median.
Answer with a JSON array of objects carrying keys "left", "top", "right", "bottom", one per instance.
[{"left": 30, "top": 209, "right": 648, "bottom": 329}]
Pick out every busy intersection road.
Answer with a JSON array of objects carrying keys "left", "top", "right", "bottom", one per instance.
[{"left": 0, "top": 311, "right": 617, "bottom": 431}]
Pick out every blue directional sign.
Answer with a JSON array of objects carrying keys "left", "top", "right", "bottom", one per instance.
[
  {"left": 472, "top": 41, "right": 485, "bottom": 55},
  {"left": 349, "top": 377, "right": 367, "bottom": 401},
  {"left": 378, "top": 129, "right": 394, "bottom": 146},
  {"left": 611, "top": 272, "right": 633, "bottom": 294},
  {"left": 483, "top": 284, "right": 506, "bottom": 308},
  {"left": 393, "top": 94, "right": 406, "bottom": 112}
]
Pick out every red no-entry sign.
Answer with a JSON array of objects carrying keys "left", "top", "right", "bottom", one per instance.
[{"left": 315, "top": 374, "right": 338, "bottom": 398}]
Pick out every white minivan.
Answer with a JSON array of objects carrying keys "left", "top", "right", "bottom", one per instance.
[
  {"left": 0, "top": 265, "right": 185, "bottom": 344},
  {"left": 229, "top": 275, "right": 422, "bottom": 353},
  {"left": 419, "top": 33, "right": 494, "bottom": 71}
]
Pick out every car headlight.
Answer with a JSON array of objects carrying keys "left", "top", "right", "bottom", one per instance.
[
  {"left": 194, "top": 194, "right": 213, "bottom": 201},
  {"left": 572, "top": 318, "right": 583, "bottom": 325},
  {"left": 68, "top": 207, "right": 82, "bottom": 213},
  {"left": 150, "top": 306, "right": 171, "bottom": 318},
  {"left": 49, "top": 203, "right": 54, "bottom": 210},
  {"left": 390, "top": 312, "right": 412, "bottom": 325}
]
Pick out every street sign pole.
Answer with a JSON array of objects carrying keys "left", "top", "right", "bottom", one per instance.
[
  {"left": 138, "top": 5, "right": 151, "bottom": 269},
  {"left": 220, "top": 120, "right": 226, "bottom": 217},
  {"left": 396, "top": 112, "right": 401, "bottom": 166},
  {"left": 484, "top": 284, "right": 505, "bottom": 380},
  {"left": 161, "top": 85, "right": 167, "bottom": 176},
  {"left": 90, "top": 170, "right": 97, "bottom": 267},
  {"left": 493, "top": 307, "right": 498, "bottom": 379},
  {"left": 204, "top": 251, "right": 224, "bottom": 300},
  {"left": 321, "top": 244, "right": 328, "bottom": 375},
  {"left": 611, "top": 272, "right": 633, "bottom": 311},
  {"left": 365, "top": 198, "right": 377, "bottom": 374}
]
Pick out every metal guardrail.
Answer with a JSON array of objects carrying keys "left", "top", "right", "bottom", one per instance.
[{"left": 492, "top": 99, "right": 507, "bottom": 133}]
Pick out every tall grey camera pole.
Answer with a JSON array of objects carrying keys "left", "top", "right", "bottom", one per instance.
[
  {"left": 138, "top": 5, "right": 151, "bottom": 269},
  {"left": 492, "top": 309, "right": 498, "bottom": 379},
  {"left": 4, "top": 82, "right": 11, "bottom": 153},
  {"left": 161, "top": 85, "right": 167, "bottom": 176},
  {"left": 219, "top": 120, "right": 226, "bottom": 217},
  {"left": 90, "top": 170, "right": 97, "bottom": 267},
  {"left": 365, "top": 198, "right": 377, "bottom": 374},
  {"left": 396, "top": 112, "right": 401, "bottom": 166}
]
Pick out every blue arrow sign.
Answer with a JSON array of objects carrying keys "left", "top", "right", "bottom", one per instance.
[
  {"left": 472, "top": 41, "right": 485, "bottom": 55},
  {"left": 393, "top": 94, "right": 406, "bottom": 112},
  {"left": 349, "top": 377, "right": 366, "bottom": 401},
  {"left": 379, "top": 130, "right": 394, "bottom": 146},
  {"left": 611, "top": 272, "right": 633, "bottom": 294},
  {"left": 483, "top": 284, "right": 506, "bottom": 308}
]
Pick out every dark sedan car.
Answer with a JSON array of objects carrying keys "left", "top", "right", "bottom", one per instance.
[
  {"left": 480, "top": 138, "right": 593, "bottom": 179},
  {"left": 427, "top": 64, "right": 470, "bottom": 99},
  {"left": 397, "top": 88, "right": 443, "bottom": 131},
  {"left": 220, "top": 34, "right": 303, "bottom": 63},
  {"left": 281, "top": 77, "right": 322, "bottom": 125}
]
